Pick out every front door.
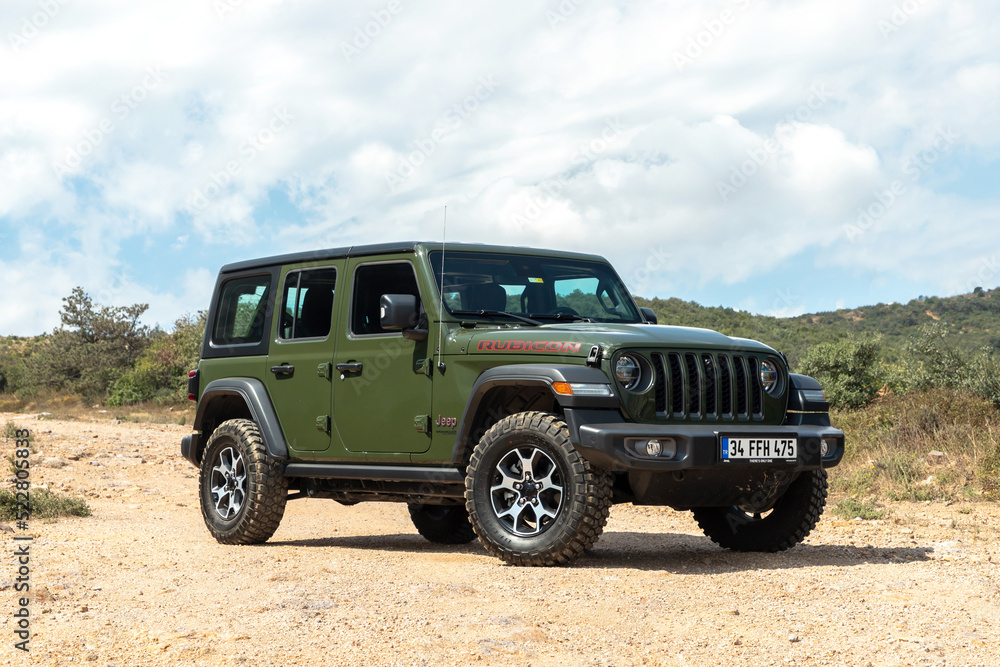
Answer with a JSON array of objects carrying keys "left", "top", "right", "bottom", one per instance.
[
  {"left": 265, "top": 263, "right": 341, "bottom": 454},
  {"left": 332, "top": 258, "right": 432, "bottom": 454}
]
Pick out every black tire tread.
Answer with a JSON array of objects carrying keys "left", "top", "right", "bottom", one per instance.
[
  {"left": 408, "top": 504, "right": 478, "bottom": 544},
  {"left": 199, "top": 419, "right": 287, "bottom": 545},
  {"left": 692, "top": 468, "right": 828, "bottom": 552},
  {"left": 465, "top": 411, "right": 612, "bottom": 566}
]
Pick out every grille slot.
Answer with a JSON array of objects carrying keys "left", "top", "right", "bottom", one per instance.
[
  {"left": 718, "top": 355, "right": 733, "bottom": 418},
  {"left": 702, "top": 354, "right": 717, "bottom": 417},
  {"left": 652, "top": 353, "right": 668, "bottom": 416},
  {"left": 685, "top": 353, "right": 701, "bottom": 416},
  {"left": 748, "top": 356, "right": 763, "bottom": 416},
  {"left": 668, "top": 353, "right": 685, "bottom": 416},
  {"left": 734, "top": 356, "right": 748, "bottom": 417}
]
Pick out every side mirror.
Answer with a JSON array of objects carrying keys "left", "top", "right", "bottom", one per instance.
[
  {"left": 639, "top": 307, "right": 658, "bottom": 325},
  {"left": 380, "top": 294, "right": 419, "bottom": 330}
]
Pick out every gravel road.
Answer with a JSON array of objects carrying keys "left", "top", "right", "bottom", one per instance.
[{"left": 3, "top": 413, "right": 999, "bottom": 666}]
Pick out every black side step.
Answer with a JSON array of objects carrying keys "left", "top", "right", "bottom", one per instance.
[{"left": 283, "top": 463, "right": 465, "bottom": 484}]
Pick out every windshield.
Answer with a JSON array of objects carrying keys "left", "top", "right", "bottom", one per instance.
[{"left": 428, "top": 251, "right": 642, "bottom": 324}]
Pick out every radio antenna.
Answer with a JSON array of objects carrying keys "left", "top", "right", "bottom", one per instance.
[{"left": 436, "top": 206, "right": 447, "bottom": 374}]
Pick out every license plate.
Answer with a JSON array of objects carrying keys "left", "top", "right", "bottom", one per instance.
[{"left": 721, "top": 437, "right": 797, "bottom": 462}]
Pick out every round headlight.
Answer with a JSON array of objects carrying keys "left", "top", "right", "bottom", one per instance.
[
  {"left": 760, "top": 360, "right": 779, "bottom": 395},
  {"left": 615, "top": 355, "right": 641, "bottom": 390}
]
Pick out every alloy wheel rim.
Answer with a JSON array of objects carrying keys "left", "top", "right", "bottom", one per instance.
[
  {"left": 489, "top": 446, "right": 564, "bottom": 537},
  {"left": 210, "top": 446, "right": 247, "bottom": 520}
]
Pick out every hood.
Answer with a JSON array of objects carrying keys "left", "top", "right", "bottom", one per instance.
[{"left": 454, "top": 323, "right": 778, "bottom": 357}]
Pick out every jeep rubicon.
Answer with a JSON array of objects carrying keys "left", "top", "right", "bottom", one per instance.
[{"left": 181, "top": 242, "right": 844, "bottom": 566}]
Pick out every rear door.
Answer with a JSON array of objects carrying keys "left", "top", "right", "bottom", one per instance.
[
  {"left": 265, "top": 262, "right": 342, "bottom": 455},
  {"left": 332, "top": 258, "right": 433, "bottom": 454}
]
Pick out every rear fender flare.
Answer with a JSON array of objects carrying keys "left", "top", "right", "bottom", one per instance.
[{"left": 192, "top": 378, "right": 289, "bottom": 464}]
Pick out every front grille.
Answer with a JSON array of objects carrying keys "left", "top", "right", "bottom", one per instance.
[{"left": 646, "top": 351, "right": 769, "bottom": 422}]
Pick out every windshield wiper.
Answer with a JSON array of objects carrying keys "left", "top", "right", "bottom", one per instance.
[
  {"left": 528, "top": 313, "right": 593, "bottom": 323},
  {"left": 451, "top": 310, "right": 542, "bottom": 326}
]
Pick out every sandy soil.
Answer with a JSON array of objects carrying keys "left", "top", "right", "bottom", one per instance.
[{"left": 2, "top": 412, "right": 999, "bottom": 667}]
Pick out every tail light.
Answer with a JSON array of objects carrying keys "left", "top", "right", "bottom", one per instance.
[{"left": 187, "top": 369, "right": 200, "bottom": 401}]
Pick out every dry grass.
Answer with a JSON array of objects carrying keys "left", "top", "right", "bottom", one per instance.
[
  {"left": 0, "top": 389, "right": 194, "bottom": 426},
  {"left": 829, "top": 388, "right": 1000, "bottom": 503}
]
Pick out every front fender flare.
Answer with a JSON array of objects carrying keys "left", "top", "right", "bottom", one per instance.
[{"left": 450, "top": 364, "right": 618, "bottom": 465}]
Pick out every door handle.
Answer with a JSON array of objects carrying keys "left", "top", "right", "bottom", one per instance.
[
  {"left": 335, "top": 362, "right": 363, "bottom": 373},
  {"left": 270, "top": 365, "right": 295, "bottom": 375}
]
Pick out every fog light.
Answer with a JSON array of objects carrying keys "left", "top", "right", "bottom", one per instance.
[
  {"left": 644, "top": 439, "right": 663, "bottom": 457},
  {"left": 821, "top": 439, "right": 831, "bottom": 457}
]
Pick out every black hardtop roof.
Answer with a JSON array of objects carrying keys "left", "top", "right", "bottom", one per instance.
[{"left": 219, "top": 241, "right": 609, "bottom": 273}]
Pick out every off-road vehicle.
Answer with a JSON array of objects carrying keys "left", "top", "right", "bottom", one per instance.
[{"left": 181, "top": 242, "right": 844, "bottom": 566}]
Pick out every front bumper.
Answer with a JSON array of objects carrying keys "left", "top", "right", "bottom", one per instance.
[{"left": 566, "top": 410, "right": 844, "bottom": 472}]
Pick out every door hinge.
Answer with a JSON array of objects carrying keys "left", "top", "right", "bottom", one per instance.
[
  {"left": 317, "top": 362, "right": 332, "bottom": 380},
  {"left": 416, "top": 358, "right": 432, "bottom": 376},
  {"left": 413, "top": 414, "right": 431, "bottom": 433},
  {"left": 316, "top": 415, "right": 331, "bottom": 433}
]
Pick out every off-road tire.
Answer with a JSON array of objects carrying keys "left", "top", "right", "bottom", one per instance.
[
  {"left": 199, "top": 419, "right": 287, "bottom": 545},
  {"left": 692, "top": 468, "right": 828, "bottom": 552},
  {"left": 408, "top": 504, "right": 478, "bottom": 544},
  {"left": 465, "top": 411, "right": 612, "bottom": 566}
]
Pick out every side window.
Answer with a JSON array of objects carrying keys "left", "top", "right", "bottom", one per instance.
[
  {"left": 351, "top": 262, "right": 420, "bottom": 335},
  {"left": 279, "top": 268, "right": 337, "bottom": 340},
  {"left": 212, "top": 275, "right": 272, "bottom": 345}
]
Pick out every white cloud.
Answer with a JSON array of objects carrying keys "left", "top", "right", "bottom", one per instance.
[{"left": 1, "top": 0, "right": 999, "bottom": 333}]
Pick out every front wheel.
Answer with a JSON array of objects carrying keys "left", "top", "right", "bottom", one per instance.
[
  {"left": 692, "top": 468, "right": 828, "bottom": 552},
  {"left": 199, "top": 419, "right": 287, "bottom": 544},
  {"left": 465, "top": 412, "right": 612, "bottom": 566}
]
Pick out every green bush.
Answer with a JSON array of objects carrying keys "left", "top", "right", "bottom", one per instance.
[
  {"left": 799, "top": 334, "right": 886, "bottom": 409},
  {"left": 833, "top": 498, "right": 887, "bottom": 520},
  {"left": 0, "top": 487, "right": 91, "bottom": 521}
]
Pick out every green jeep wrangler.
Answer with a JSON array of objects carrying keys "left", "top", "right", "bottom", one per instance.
[{"left": 181, "top": 242, "right": 844, "bottom": 566}]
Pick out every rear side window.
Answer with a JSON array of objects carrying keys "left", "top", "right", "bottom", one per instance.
[
  {"left": 212, "top": 275, "right": 272, "bottom": 345},
  {"left": 279, "top": 268, "right": 337, "bottom": 340}
]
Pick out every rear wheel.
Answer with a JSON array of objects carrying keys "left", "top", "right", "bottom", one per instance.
[
  {"left": 199, "top": 419, "right": 287, "bottom": 544},
  {"left": 692, "top": 469, "right": 828, "bottom": 552},
  {"left": 465, "top": 412, "right": 612, "bottom": 566},
  {"left": 408, "top": 504, "right": 477, "bottom": 544}
]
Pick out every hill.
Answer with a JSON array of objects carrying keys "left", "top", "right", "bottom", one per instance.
[{"left": 635, "top": 286, "right": 1000, "bottom": 369}]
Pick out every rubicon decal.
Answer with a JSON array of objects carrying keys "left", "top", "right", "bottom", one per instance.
[{"left": 476, "top": 341, "right": 583, "bottom": 353}]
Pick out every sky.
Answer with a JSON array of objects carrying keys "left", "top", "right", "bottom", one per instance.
[{"left": 1, "top": 0, "right": 998, "bottom": 336}]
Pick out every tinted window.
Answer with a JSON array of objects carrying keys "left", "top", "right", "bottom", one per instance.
[
  {"left": 351, "top": 262, "right": 420, "bottom": 335},
  {"left": 212, "top": 275, "right": 272, "bottom": 345},
  {"left": 279, "top": 268, "right": 337, "bottom": 340},
  {"left": 429, "top": 251, "right": 641, "bottom": 323}
]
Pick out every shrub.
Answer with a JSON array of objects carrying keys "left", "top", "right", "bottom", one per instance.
[
  {"left": 0, "top": 487, "right": 91, "bottom": 521},
  {"left": 799, "top": 334, "right": 886, "bottom": 409}
]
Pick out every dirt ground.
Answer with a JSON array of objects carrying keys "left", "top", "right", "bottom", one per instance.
[{"left": 3, "top": 412, "right": 999, "bottom": 667}]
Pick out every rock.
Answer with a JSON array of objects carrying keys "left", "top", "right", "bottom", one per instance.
[
  {"left": 927, "top": 451, "right": 947, "bottom": 465},
  {"left": 0, "top": 524, "right": 13, "bottom": 533},
  {"left": 89, "top": 461, "right": 103, "bottom": 467},
  {"left": 43, "top": 457, "right": 68, "bottom": 468},
  {"left": 789, "top": 633, "right": 801, "bottom": 643}
]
